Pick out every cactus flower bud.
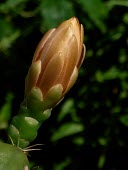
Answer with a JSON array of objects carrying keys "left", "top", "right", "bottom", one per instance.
[
  {"left": 7, "top": 17, "right": 86, "bottom": 148},
  {"left": 25, "top": 17, "right": 86, "bottom": 111}
]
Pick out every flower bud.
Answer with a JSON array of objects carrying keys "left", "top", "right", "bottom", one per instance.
[{"left": 25, "top": 17, "right": 86, "bottom": 110}]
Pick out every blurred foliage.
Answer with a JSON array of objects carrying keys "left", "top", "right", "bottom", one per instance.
[
  {"left": 0, "top": 93, "right": 13, "bottom": 129},
  {"left": 0, "top": 0, "right": 128, "bottom": 169}
]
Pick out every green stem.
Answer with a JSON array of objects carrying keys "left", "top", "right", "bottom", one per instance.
[{"left": 7, "top": 102, "right": 51, "bottom": 148}]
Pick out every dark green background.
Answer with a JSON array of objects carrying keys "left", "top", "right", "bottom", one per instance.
[{"left": 0, "top": 0, "right": 128, "bottom": 169}]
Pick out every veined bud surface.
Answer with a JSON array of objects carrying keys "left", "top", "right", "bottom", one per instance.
[{"left": 25, "top": 17, "right": 86, "bottom": 111}]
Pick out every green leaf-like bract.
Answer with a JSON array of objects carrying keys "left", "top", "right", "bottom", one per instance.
[{"left": 7, "top": 85, "right": 63, "bottom": 148}]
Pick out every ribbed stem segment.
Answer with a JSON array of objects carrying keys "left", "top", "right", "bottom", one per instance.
[{"left": 8, "top": 103, "right": 51, "bottom": 148}]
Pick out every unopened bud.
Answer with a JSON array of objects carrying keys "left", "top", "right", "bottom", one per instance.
[{"left": 25, "top": 17, "right": 86, "bottom": 111}]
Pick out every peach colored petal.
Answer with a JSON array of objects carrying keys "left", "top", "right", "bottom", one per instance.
[
  {"left": 71, "top": 18, "right": 81, "bottom": 53},
  {"left": 80, "top": 24, "right": 84, "bottom": 56},
  {"left": 38, "top": 52, "right": 64, "bottom": 96},
  {"left": 38, "top": 25, "right": 73, "bottom": 76},
  {"left": 32, "top": 28, "right": 56, "bottom": 62},
  {"left": 40, "top": 22, "right": 72, "bottom": 62},
  {"left": 77, "top": 44, "right": 86, "bottom": 69},
  {"left": 60, "top": 35, "right": 78, "bottom": 90},
  {"left": 63, "top": 66, "right": 78, "bottom": 95}
]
